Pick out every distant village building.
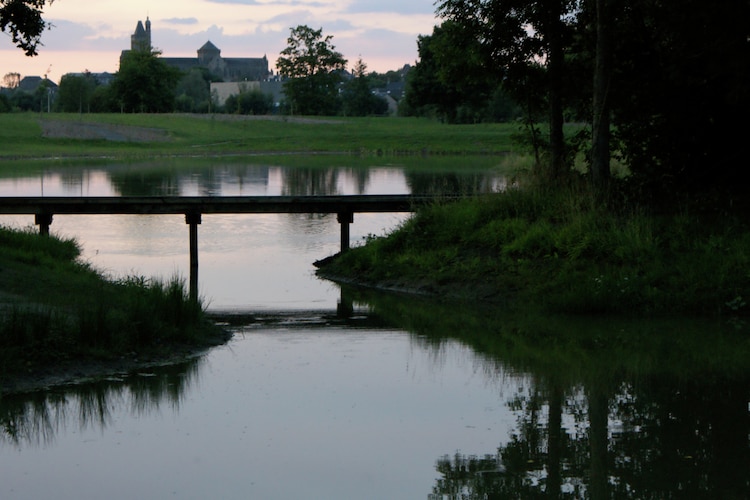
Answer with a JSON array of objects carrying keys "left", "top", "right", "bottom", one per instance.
[
  {"left": 66, "top": 72, "right": 115, "bottom": 86},
  {"left": 121, "top": 18, "right": 270, "bottom": 82},
  {"left": 17, "top": 76, "right": 57, "bottom": 92},
  {"left": 210, "top": 80, "right": 285, "bottom": 107},
  {"left": 210, "top": 81, "right": 260, "bottom": 106}
]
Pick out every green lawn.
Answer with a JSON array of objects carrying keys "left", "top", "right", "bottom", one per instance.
[{"left": 0, "top": 112, "right": 519, "bottom": 160}]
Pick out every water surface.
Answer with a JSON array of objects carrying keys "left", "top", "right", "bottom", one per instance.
[
  {"left": 0, "top": 313, "right": 524, "bottom": 499},
  {"left": 1, "top": 158, "right": 749, "bottom": 498}
]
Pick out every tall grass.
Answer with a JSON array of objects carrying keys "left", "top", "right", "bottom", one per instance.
[
  {"left": 320, "top": 179, "right": 750, "bottom": 317},
  {"left": 0, "top": 225, "right": 80, "bottom": 262},
  {"left": 0, "top": 226, "right": 222, "bottom": 375}
]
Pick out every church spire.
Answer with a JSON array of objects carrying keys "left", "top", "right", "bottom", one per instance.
[{"left": 145, "top": 16, "right": 151, "bottom": 48}]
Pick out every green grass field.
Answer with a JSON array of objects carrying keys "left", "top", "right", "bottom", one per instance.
[{"left": 0, "top": 112, "right": 519, "bottom": 160}]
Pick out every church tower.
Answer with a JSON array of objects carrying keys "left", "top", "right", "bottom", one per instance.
[{"left": 131, "top": 17, "right": 152, "bottom": 52}]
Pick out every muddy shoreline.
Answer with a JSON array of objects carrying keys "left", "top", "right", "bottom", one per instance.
[{"left": 1, "top": 329, "right": 231, "bottom": 396}]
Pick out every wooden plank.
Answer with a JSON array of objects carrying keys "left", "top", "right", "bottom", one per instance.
[{"left": 0, "top": 195, "right": 453, "bottom": 216}]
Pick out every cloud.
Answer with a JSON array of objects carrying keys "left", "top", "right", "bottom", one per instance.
[
  {"left": 161, "top": 17, "right": 200, "bottom": 25},
  {"left": 41, "top": 19, "right": 124, "bottom": 52},
  {"left": 205, "top": 0, "right": 329, "bottom": 6},
  {"left": 151, "top": 24, "right": 229, "bottom": 55},
  {"left": 345, "top": 0, "right": 436, "bottom": 15},
  {"left": 204, "top": 0, "right": 262, "bottom": 4},
  {"left": 203, "top": 0, "right": 432, "bottom": 13},
  {"left": 266, "top": 10, "right": 353, "bottom": 32}
]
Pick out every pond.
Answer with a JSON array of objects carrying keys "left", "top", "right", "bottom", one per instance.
[{"left": 1, "top": 157, "right": 749, "bottom": 498}]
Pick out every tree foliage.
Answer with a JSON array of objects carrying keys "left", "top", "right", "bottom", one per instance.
[
  {"left": 0, "top": 0, "right": 50, "bottom": 56},
  {"left": 3, "top": 76, "right": 53, "bottom": 111},
  {"left": 174, "top": 67, "right": 222, "bottom": 113},
  {"left": 404, "top": 21, "right": 519, "bottom": 123},
  {"left": 434, "top": 0, "right": 750, "bottom": 206},
  {"left": 111, "top": 49, "right": 182, "bottom": 113},
  {"left": 3, "top": 71, "right": 20, "bottom": 88},
  {"left": 276, "top": 25, "right": 347, "bottom": 116},
  {"left": 0, "top": 92, "right": 10, "bottom": 112},
  {"left": 605, "top": 0, "right": 750, "bottom": 205},
  {"left": 438, "top": 0, "right": 578, "bottom": 178},
  {"left": 340, "top": 58, "right": 388, "bottom": 116},
  {"left": 404, "top": 27, "right": 464, "bottom": 122},
  {"left": 56, "top": 72, "right": 97, "bottom": 112},
  {"left": 225, "top": 87, "right": 274, "bottom": 115}
]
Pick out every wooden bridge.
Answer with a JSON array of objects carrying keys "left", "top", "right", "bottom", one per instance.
[{"left": 0, "top": 195, "right": 455, "bottom": 300}]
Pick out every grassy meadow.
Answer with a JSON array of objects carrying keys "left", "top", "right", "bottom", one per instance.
[{"left": 0, "top": 112, "right": 519, "bottom": 160}]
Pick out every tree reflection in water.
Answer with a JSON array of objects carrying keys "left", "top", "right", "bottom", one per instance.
[
  {"left": 341, "top": 286, "right": 750, "bottom": 499},
  {"left": 0, "top": 357, "right": 203, "bottom": 448}
]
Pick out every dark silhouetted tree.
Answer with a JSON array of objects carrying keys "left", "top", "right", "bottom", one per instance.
[
  {"left": 1, "top": 0, "right": 50, "bottom": 55},
  {"left": 341, "top": 58, "right": 387, "bottom": 116},
  {"left": 56, "top": 72, "right": 97, "bottom": 112},
  {"left": 276, "top": 25, "right": 347, "bottom": 116},
  {"left": 111, "top": 49, "right": 181, "bottom": 113}
]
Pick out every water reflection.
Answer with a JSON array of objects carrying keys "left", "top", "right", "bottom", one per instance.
[
  {"left": 2, "top": 285, "right": 747, "bottom": 497},
  {"left": 0, "top": 357, "right": 203, "bottom": 448},
  {"left": 341, "top": 286, "right": 750, "bottom": 498},
  {"left": 0, "top": 156, "right": 508, "bottom": 198}
]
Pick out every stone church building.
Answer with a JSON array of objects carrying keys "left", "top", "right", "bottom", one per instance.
[{"left": 121, "top": 18, "right": 270, "bottom": 82}]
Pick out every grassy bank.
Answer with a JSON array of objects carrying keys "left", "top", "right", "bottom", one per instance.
[
  {"left": 0, "top": 113, "right": 518, "bottom": 159},
  {"left": 0, "top": 226, "right": 227, "bottom": 381},
  {"left": 318, "top": 181, "right": 750, "bottom": 317}
]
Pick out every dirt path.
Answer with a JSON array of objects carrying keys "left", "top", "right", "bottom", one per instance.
[
  {"left": 40, "top": 119, "right": 171, "bottom": 142},
  {"left": 39, "top": 114, "right": 343, "bottom": 143}
]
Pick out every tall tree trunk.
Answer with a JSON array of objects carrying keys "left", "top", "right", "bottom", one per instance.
[
  {"left": 591, "top": 0, "right": 613, "bottom": 188},
  {"left": 546, "top": 383, "right": 563, "bottom": 499},
  {"left": 547, "top": 0, "right": 566, "bottom": 180},
  {"left": 588, "top": 387, "right": 609, "bottom": 499}
]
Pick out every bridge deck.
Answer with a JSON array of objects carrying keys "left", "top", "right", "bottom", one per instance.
[
  {"left": 0, "top": 195, "right": 443, "bottom": 215},
  {"left": 0, "top": 195, "right": 459, "bottom": 301}
]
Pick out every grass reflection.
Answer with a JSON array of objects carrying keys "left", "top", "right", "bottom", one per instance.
[{"left": 0, "top": 357, "right": 203, "bottom": 448}]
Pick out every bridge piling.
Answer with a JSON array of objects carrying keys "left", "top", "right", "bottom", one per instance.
[
  {"left": 337, "top": 211, "right": 354, "bottom": 252},
  {"left": 185, "top": 212, "right": 202, "bottom": 303},
  {"left": 35, "top": 213, "right": 53, "bottom": 236}
]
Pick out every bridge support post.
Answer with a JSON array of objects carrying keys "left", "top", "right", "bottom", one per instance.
[
  {"left": 35, "top": 213, "right": 53, "bottom": 236},
  {"left": 186, "top": 212, "right": 202, "bottom": 303},
  {"left": 337, "top": 211, "right": 353, "bottom": 253}
]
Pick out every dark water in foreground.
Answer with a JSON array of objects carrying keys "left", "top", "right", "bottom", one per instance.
[
  {"left": 1, "top": 158, "right": 749, "bottom": 498},
  {"left": 2, "top": 298, "right": 749, "bottom": 499}
]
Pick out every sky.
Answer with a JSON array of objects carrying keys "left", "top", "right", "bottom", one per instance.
[{"left": 1, "top": 0, "right": 440, "bottom": 84}]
